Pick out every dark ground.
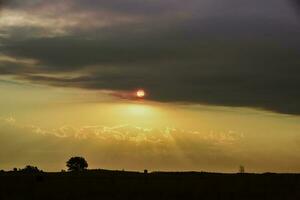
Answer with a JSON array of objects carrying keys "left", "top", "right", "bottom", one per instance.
[{"left": 0, "top": 170, "right": 300, "bottom": 200}]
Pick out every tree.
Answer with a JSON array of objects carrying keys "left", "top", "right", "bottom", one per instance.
[
  {"left": 66, "top": 156, "right": 88, "bottom": 172},
  {"left": 20, "top": 165, "right": 42, "bottom": 173},
  {"left": 239, "top": 165, "right": 245, "bottom": 174}
]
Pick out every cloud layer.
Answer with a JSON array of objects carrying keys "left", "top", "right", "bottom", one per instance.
[
  {"left": 1, "top": 0, "right": 300, "bottom": 114},
  {"left": 0, "top": 116, "right": 244, "bottom": 171}
]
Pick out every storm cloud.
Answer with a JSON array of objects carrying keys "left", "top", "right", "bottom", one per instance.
[{"left": 1, "top": 0, "right": 300, "bottom": 114}]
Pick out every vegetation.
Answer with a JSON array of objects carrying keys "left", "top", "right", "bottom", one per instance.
[
  {"left": 19, "top": 165, "right": 43, "bottom": 173},
  {"left": 66, "top": 156, "right": 88, "bottom": 172},
  {"left": 0, "top": 157, "right": 299, "bottom": 199}
]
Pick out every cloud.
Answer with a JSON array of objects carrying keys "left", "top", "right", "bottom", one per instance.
[
  {"left": 0, "top": 0, "right": 149, "bottom": 39},
  {"left": 1, "top": 117, "right": 300, "bottom": 172},
  {"left": 0, "top": 117, "right": 244, "bottom": 171},
  {"left": 0, "top": 116, "right": 16, "bottom": 124},
  {"left": 1, "top": 0, "right": 300, "bottom": 115},
  {"left": 22, "top": 123, "right": 242, "bottom": 145},
  {"left": 291, "top": 0, "right": 300, "bottom": 12}
]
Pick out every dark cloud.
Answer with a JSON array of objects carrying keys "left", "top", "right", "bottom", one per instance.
[
  {"left": 0, "top": 0, "right": 44, "bottom": 8},
  {"left": 73, "top": 0, "right": 182, "bottom": 15},
  {"left": 4, "top": 33, "right": 300, "bottom": 115},
  {"left": 291, "top": 0, "right": 300, "bottom": 14},
  {"left": 1, "top": 0, "right": 300, "bottom": 115},
  {"left": 292, "top": 0, "right": 300, "bottom": 8}
]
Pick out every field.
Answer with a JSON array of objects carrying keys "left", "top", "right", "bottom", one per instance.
[{"left": 0, "top": 170, "right": 300, "bottom": 200}]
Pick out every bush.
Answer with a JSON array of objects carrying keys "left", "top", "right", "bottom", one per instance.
[{"left": 20, "top": 165, "right": 42, "bottom": 173}]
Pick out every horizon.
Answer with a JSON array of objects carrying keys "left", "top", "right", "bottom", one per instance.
[{"left": 1, "top": 0, "right": 300, "bottom": 173}]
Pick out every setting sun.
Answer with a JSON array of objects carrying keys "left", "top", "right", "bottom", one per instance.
[{"left": 136, "top": 89, "right": 145, "bottom": 98}]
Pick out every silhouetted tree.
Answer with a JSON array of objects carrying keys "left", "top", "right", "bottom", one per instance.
[
  {"left": 66, "top": 156, "right": 88, "bottom": 172},
  {"left": 239, "top": 165, "right": 245, "bottom": 174},
  {"left": 20, "top": 165, "right": 42, "bottom": 173}
]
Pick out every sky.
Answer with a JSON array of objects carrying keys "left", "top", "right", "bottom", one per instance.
[{"left": 0, "top": 0, "right": 300, "bottom": 172}]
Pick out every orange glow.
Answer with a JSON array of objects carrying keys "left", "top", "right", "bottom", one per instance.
[{"left": 136, "top": 89, "right": 145, "bottom": 98}]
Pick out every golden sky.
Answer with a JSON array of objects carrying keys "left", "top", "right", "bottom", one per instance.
[{"left": 1, "top": 79, "right": 300, "bottom": 172}]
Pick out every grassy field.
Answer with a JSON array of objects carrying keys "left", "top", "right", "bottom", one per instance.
[{"left": 0, "top": 170, "right": 299, "bottom": 200}]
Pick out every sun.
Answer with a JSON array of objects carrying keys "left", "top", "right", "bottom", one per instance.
[{"left": 136, "top": 89, "right": 145, "bottom": 98}]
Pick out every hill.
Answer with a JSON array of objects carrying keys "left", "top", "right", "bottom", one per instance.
[{"left": 0, "top": 170, "right": 299, "bottom": 200}]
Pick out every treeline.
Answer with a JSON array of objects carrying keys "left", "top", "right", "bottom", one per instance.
[{"left": 0, "top": 156, "right": 87, "bottom": 173}]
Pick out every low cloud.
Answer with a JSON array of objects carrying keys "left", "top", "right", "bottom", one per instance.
[
  {"left": 1, "top": 117, "right": 300, "bottom": 172},
  {"left": 0, "top": 117, "right": 243, "bottom": 171}
]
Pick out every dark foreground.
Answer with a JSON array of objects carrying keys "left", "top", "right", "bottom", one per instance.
[{"left": 0, "top": 170, "right": 300, "bottom": 200}]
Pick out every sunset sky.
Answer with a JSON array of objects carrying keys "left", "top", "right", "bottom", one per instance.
[{"left": 0, "top": 0, "right": 300, "bottom": 172}]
